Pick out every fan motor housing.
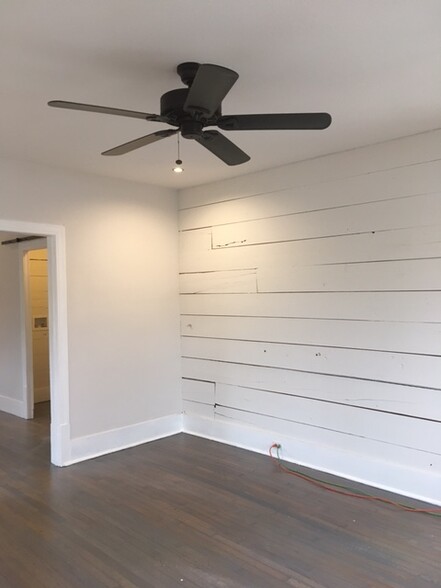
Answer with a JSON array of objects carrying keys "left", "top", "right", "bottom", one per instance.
[
  {"left": 160, "top": 88, "right": 221, "bottom": 138},
  {"left": 160, "top": 88, "right": 188, "bottom": 120},
  {"left": 176, "top": 62, "right": 200, "bottom": 87}
]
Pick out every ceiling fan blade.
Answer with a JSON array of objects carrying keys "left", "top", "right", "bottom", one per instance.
[
  {"left": 218, "top": 113, "right": 332, "bottom": 131},
  {"left": 48, "top": 100, "right": 165, "bottom": 122},
  {"left": 102, "top": 129, "right": 178, "bottom": 156},
  {"left": 184, "top": 64, "right": 239, "bottom": 118},
  {"left": 196, "top": 130, "right": 250, "bottom": 166}
]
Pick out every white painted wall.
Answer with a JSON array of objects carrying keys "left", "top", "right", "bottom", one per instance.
[
  {"left": 179, "top": 129, "right": 441, "bottom": 505},
  {"left": 0, "top": 157, "right": 182, "bottom": 454},
  {"left": 0, "top": 239, "right": 23, "bottom": 415}
]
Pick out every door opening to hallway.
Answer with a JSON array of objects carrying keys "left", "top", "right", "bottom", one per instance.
[
  {"left": 25, "top": 247, "right": 51, "bottom": 414},
  {"left": 0, "top": 220, "right": 70, "bottom": 466}
]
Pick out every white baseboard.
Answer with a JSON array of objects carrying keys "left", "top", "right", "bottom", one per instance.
[
  {"left": 68, "top": 413, "right": 183, "bottom": 465},
  {"left": 0, "top": 394, "right": 26, "bottom": 418},
  {"left": 183, "top": 414, "right": 441, "bottom": 507},
  {"left": 26, "top": 405, "right": 441, "bottom": 507}
]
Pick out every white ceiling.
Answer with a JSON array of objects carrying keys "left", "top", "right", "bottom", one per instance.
[{"left": 1, "top": 0, "right": 440, "bottom": 189}]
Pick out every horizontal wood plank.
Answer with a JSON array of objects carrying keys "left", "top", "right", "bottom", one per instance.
[
  {"left": 180, "top": 269, "right": 257, "bottom": 294},
  {"left": 180, "top": 225, "right": 441, "bottom": 273},
  {"left": 183, "top": 399, "right": 214, "bottom": 418},
  {"left": 181, "top": 258, "right": 441, "bottom": 293},
  {"left": 180, "top": 160, "right": 441, "bottom": 230},
  {"left": 182, "top": 378, "right": 215, "bottom": 404},
  {"left": 179, "top": 129, "right": 441, "bottom": 209},
  {"left": 182, "top": 358, "right": 441, "bottom": 421},
  {"left": 257, "top": 258, "right": 441, "bottom": 293},
  {"left": 215, "top": 384, "right": 441, "bottom": 454},
  {"left": 212, "top": 193, "right": 441, "bottom": 249},
  {"left": 181, "top": 337, "right": 441, "bottom": 389},
  {"left": 180, "top": 292, "right": 441, "bottom": 322},
  {"left": 181, "top": 315, "right": 441, "bottom": 355}
]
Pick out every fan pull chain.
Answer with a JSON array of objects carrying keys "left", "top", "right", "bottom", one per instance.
[{"left": 173, "top": 132, "right": 184, "bottom": 173}]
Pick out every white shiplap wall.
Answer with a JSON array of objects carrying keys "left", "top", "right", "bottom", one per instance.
[{"left": 178, "top": 130, "right": 441, "bottom": 505}]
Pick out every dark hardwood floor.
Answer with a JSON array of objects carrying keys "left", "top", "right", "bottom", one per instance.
[{"left": 0, "top": 404, "right": 440, "bottom": 587}]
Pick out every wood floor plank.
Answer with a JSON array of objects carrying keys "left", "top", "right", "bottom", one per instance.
[{"left": 0, "top": 403, "right": 439, "bottom": 588}]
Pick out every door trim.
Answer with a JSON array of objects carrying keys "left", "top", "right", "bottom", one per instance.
[{"left": 1, "top": 219, "right": 70, "bottom": 466}]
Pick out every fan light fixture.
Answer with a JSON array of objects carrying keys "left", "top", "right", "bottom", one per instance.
[
  {"left": 172, "top": 132, "right": 184, "bottom": 173},
  {"left": 173, "top": 159, "right": 183, "bottom": 173}
]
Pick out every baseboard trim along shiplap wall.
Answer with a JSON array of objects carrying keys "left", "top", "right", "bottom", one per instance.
[
  {"left": 178, "top": 129, "right": 441, "bottom": 506},
  {"left": 182, "top": 414, "right": 441, "bottom": 506}
]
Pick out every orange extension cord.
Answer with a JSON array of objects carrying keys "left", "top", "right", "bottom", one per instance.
[{"left": 269, "top": 444, "right": 441, "bottom": 517}]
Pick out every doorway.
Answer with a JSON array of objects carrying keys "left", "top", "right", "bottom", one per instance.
[
  {"left": 0, "top": 219, "right": 70, "bottom": 466},
  {"left": 21, "top": 243, "right": 51, "bottom": 418}
]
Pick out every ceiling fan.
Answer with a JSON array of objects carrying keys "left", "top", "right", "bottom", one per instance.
[{"left": 48, "top": 62, "right": 332, "bottom": 166}]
